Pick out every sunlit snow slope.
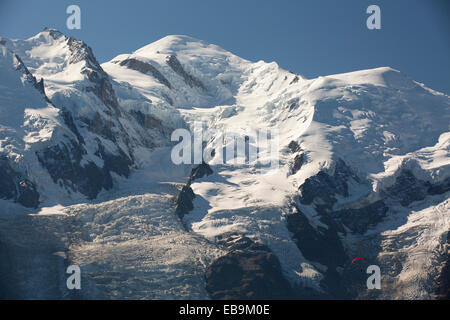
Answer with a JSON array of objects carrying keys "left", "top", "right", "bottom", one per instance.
[
  {"left": 103, "top": 35, "right": 450, "bottom": 298},
  {"left": 0, "top": 31, "right": 448, "bottom": 299}
]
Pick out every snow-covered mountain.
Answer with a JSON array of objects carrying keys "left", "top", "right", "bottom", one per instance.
[
  {"left": 0, "top": 30, "right": 448, "bottom": 299},
  {"left": 1, "top": 29, "right": 180, "bottom": 206}
]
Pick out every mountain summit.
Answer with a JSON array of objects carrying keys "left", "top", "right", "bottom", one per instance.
[{"left": 0, "top": 30, "right": 449, "bottom": 300}]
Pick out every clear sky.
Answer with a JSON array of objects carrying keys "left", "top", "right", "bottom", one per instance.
[{"left": 1, "top": 0, "right": 449, "bottom": 94}]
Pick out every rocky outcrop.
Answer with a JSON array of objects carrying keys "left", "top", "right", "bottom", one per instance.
[
  {"left": 385, "top": 170, "right": 450, "bottom": 206},
  {"left": 286, "top": 203, "right": 350, "bottom": 298},
  {"left": 62, "top": 35, "right": 123, "bottom": 116},
  {"left": 288, "top": 140, "right": 301, "bottom": 153},
  {"left": 291, "top": 153, "right": 305, "bottom": 175},
  {"left": 287, "top": 204, "right": 347, "bottom": 268},
  {"left": 82, "top": 67, "right": 121, "bottom": 116},
  {"left": 119, "top": 58, "right": 172, "bottom": 89},
  {"left": 384, "top": 170, "right": 430, "bottom": 206},
  {"left": 0, "top": 157, "right": 39, "bottom": 208},
  {"left": 293, "top": 158, "right": 450, "bottom": 298},
  {"left": 428, "top": 177, "right": 450, "bottom": 195},
  {"left": 331, "top": 201, "right": 388, "bottom": 234},
  {"left": 289, "top": 75, "right": 299, "bottom": 85},
  {"left": 16, "top": 180, "right": 40, "bottom": 209},
  {"left": 287, "top": 140, "right": 305, "bottom": 174},
  {"left": 61, "top": 109, "right": 85, "bottom": 144},
  {"left": 43, "top": 27, "right": 64, "bottom": 41},
  {"left": 299, "top": 158, "right": 357, "bottom": 210},
  {"left": 11, "top": 51, "right": 48, "bottom": 100},
  {"left": 291, "top": 159, "right": 388, "bottom": 297},
  {"left": 205, "top": 233, "right": 294, "bottom": 300},
  {"left": 130, "top": 110, "right": 163, "bottom": 131},
  {"left": 189, "top": 161, "right": 214, "bottom": 181},
  {"left": 95, "top": 140, "right": 132, "bottom": 178},
  {"left": 174, "top": 186, "right": 195, "bottom": 219},
  {"left": 1, "top": 31, "right": 143, "bottom": 207},
  {"left": 81, "top": 112, "right": 119, "bottom": 143},
  {"left": 166, "top": 55, "right": 206, "bottom": 90},
  {"left": 36, "top": 140, "right": 131, "bottom": 200},
  {"left": 175, "top": 162, "right": 213, "bottom": 218}
]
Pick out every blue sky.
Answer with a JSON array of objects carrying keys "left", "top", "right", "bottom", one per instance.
[{"left": 1, "top": 0, "right": 449, "bottom": 93}]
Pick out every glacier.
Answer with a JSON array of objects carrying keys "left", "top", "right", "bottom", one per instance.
[{"left": 0, "top": 30, "right": 448, "bottom": 299}]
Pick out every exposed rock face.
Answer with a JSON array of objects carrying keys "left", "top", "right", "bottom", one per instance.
[
  {"left": 286, "top": 203, "right": 349, "bottom": 298},
  {"left": 189, "top": 162, "right": 214, "bottom": 181},
  {"left": 36, "top": 140, "right": 131, "bottom": 200},
  {"left": 83, "top": 68, "right": 121, "bottom": 116},
  {"left": 44, "top": 27, "right": 64, "bottom": 41},
  {"left": 287, "top": 204, "right": 347, "bottom": 268},
  {"left": 0, "top": 157, "right": 40, "bottom": 208},
  {"left": 292, "top": 157, "right": 450, "bottom": 298},
  {"left": 384, "top": 170, "right": 450, "bottom": 207},
  {"left": 175, "top": 162, "right": 213, "bottom": 218},
  {"left": 166, "top": 55, "right": 206, "bottom": 90},
  {"left": 428, "top": 177, "right": 450, "bottom": 195},
  {"left": 205, "top": 233, "right": 294, "bottom": 300},
  {"left": 288, "top": 140, "right": 301, "bottom": 153},
  {"left": 175, "top": 186, "right": 195, "bottom": 218},
  {"left": 81, "top": 112, "right": 118, "bottom": 143},
  {"left": 385, "top": 170, "right": 430, "bottom": 206},
  {"left": 299, "top": 158, "right": 357, "bottom": 209},
  {"left": 288, "top": 140, "right": 305, "bottom": 174},
  {"left": 1, "top": 30, "right": 448, "bottom": 300},
  {"left": 34, "top": 78, "right": 45, "bottom": 95},
  {"left": 1, "top": 30, "right": 176, "bottom": 207},
  {"left": 331, "top": 201, "right": 388, "bottom": 234},
  {"left": 66, "top": 36, "right": 122, "bottom": 116},
  {"left": 95, "top": 141, "right": 132, "bottom": 178},
  {"left": 36, "top": 142, "right": 101, "bottom": 199},
  {"left": 61, "top": 109, "right": 84, "bottom": 144},
  {"left": 289, "top": 75, "right": 299, "bottom": 85},
  {"left": 16, "top": 180, "right": 40, "bottom": 209},
  {"left": 11, "top": 52, "right": 48, "bottom": 99},
  {"left": 291, "top": 159, "right": 389, "bottom": 297},
  {"left": 119, "top": 58, "right": 172, "bottom": 89},
  {"left": 291, "top": 153, "right": 305, "bottom": 174},
  {"left": 130, "top": 110, "right": 163, "bottom": 131},
  {"left": 161, "top": 92, "right": 174, "bottom": 105}
]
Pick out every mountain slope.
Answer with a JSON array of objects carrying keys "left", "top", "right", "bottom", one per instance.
[
  {"left": 0, "top": 31, "right": 448, "bottom": 299},
  {"left": 0, "top": 29, "right": 182, "bottom": 207},
  {"left": 0, "top": 44, "right": 72, "bottom": 208}
]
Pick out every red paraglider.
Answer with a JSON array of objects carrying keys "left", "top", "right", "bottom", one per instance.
[{"left": 351, "top": 257, "right": 364, "bottom": 264}]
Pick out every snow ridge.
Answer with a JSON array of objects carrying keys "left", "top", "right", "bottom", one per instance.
[{"left": 0, "top": 30, "right": 449, "bottom": 299}]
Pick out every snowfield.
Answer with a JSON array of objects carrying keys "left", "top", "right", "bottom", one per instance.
[{"left": 0, "top": 30, "right": 449, "bottom": 299}]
